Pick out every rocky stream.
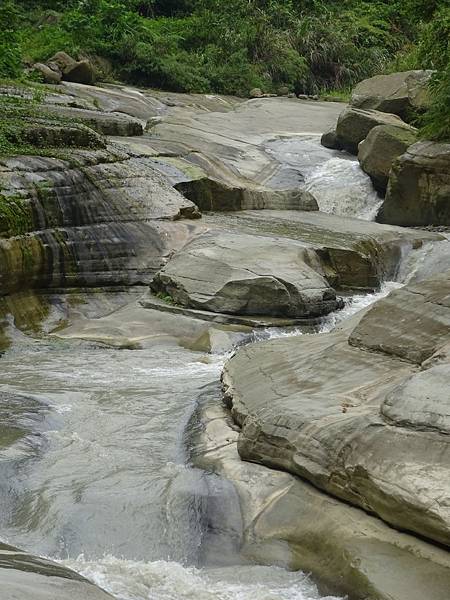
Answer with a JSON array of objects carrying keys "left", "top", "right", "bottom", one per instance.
[{"left": 0, "top": 74, "right": 449, "bottom": 600}]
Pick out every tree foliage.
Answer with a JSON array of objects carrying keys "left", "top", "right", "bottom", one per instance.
[{"left": 2, "top": 0, "right": 449, "bottom": 138}]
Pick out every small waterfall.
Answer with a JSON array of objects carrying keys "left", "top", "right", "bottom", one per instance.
[{"left": 305, "top": 157, "right": 382, "bottom": 220}]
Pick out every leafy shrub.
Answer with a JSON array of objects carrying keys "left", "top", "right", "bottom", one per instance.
[
  {"left": 421, "top": 62, "right": 450, "bottom": 141},
  {"left": 0, "top": 1, "right": 23, "bottom": 79}
]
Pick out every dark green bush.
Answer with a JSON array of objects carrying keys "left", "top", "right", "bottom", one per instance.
[
  {"left": 5, "top": 0, "right": 450, "bottom": 114},
  {"left": 0, "top": 1, "right": 23, "bottom": 79}
]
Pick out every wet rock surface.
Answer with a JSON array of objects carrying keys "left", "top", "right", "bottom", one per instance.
[
  {"left": 0, "top": 542, "right": 113, "bottom": 600},
  {"left": 0, "top": 150, "right": 200, "bottom": 294}
]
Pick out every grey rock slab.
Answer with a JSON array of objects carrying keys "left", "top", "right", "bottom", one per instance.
[
  {"left": 42, "top": 105, "right": 144, "bottom": 136},
  {"left": 61, "top": 82, "right": 166, "bottom": 121},
  {"left": 349, "top": 270, "right": 450, "bottom": 363},
  {"left": 0, "top": 542, "right": 113, "bottom": 600},
  {"left": 148, "top": 98, "right": 343, "bottom": 196},
  {"left": 351, "top": 70, "right": 433, "bottom": 120},
  {"left": 223, "top": 273, "right": 450, "bottom": 545},
  {"left": 140, "top": 292, "right": 321, "bottom": 328},
  {"left": 52, "top": 297, "right": 250, "bottom": 352},
  {"left": 150, "top": 229, "right": 341, "bottom": 318},
  {"left": 381, "top": 364, "right": 450, "bottom": 434},
  {"left": 336, "top": 107, "right": 414, "bottom": 155},
  {"left": 378, "top": 141, "right": 450, "bottom": 226},
  {"left": 202, "top": 210, "right": 442, "bottom": 289},
  {"left": 190, "top": 388, "right": 450, "bottom": 600}
]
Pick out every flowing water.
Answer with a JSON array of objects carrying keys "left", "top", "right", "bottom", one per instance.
[
  {"left": 0, "top": 280, "right": 402, "bottom": 600},
  {"left": 265, "top": 136, "right": 382, "bottom": 220},
  {"left": 0, "top": 134, "right": 431, "bottom": 599}
]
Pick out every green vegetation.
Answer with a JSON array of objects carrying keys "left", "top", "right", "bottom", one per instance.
[
  {"left": 0, "top": 0, "right": 449, "bottom": 139},
  {"left": 0, "top": 87, "right": 105, "bottom": 157},
  {"left": 0, "top": 193, "right": 34, "bottom": 237}
]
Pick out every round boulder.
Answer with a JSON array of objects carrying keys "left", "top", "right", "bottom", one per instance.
[
  {"left": 351, "top": 70, "right": 433, "bottom": 122},
  {"left": 32, "top": 62, "right": 61, "bottom": 84},
  {"left": 336, "top": 107, "right": 415, "bottom": 155}
]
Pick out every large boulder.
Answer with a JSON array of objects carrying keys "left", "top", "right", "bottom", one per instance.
[
  {"left": 335, "top": 107, "right": 414, "bottom": 155},
  {"left": 150, "top": 229, "right": 341, "bottom": 319},
  {"left": 32, "top": 62, "right": 61, "bottom": 84},
  {"left": 48, "top": 51, "right": 95, "bottom": 85},
  {"left": 320, "top": 128, "right": 342, "bottom": 150},
  {"left": 358, "top": 124, "right": 418, "bottom": 192},
  {"left": 222, "top": 271, "right": 450, "bottom": 547},
  {"left": 378, "top": 141, "right": 450, "bottom": 226},
  {"left": 351, "top": 70, "right": 433, "bottom": 121},
  {"left": 150, "top": 212, "right": 441, "bottom": 320}
]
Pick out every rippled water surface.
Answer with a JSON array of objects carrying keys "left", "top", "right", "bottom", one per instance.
[
  {"left": 0, "top": 273, "right": 401, "bottom": 599},
  {"left": 0, "top": 327, "right": 347, "bottom": 599}
]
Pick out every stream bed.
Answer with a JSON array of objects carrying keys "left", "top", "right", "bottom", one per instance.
[{"left": 0, "top": 283, "right": 400, "bottom": 600}]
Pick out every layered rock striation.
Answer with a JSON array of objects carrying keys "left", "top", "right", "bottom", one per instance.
[{"left": 222, "top": 272, "right": 450, "bottom": 547}]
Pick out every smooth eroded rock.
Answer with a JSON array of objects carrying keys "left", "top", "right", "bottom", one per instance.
[
  {"left": 358, "top": 124, "right": 417, "bottom": 192},
  {"left": 336, "top": 107, "right": 414, "bottom": 155},
  {"left": 150, "top": 229, "right": 340, "bottom": 318},
  {"left": 349, "top": 270, "right": 450, "bottom": 363},
  {"left": 350, "top": 70, "right": 433, "bottom": 121},
  {"left": 191, "top": 385, "right": 450, "bottom": 600},
  {"left": 223, "top": 272, "right": 450, "bottom": 546},
  {"left": 377, "top": 141, "right": 450, "bottom": 226},
  {"left": 0, "top": 152, "right": 200, "bottom": 293}
]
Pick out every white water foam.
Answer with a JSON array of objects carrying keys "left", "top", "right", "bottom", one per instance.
[
  {"left": 62, "top": 556, "right": 343, "bottom": 600},
  {"left": 252, "top": 281, "right": 402, "bottom": 343},
  {"left": 305, "top": 157, "right": 383, "bottom": 220}
]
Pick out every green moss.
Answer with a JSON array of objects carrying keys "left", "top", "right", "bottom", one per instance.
[
  {"left": 0, "top": 193, "right": 34, "bottom": 236},
  {"left": 155, "top": 290, "right": 176, "bottom": 305},
  {"left": 0, "top": 86, "right": 105, "bottom": 158}
]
